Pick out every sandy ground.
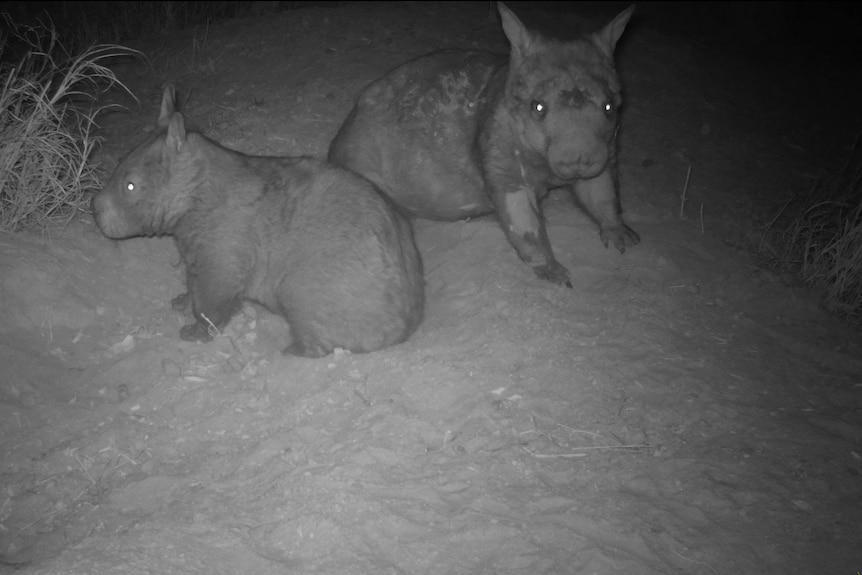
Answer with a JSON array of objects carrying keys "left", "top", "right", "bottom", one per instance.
[{"left": 1, "top": 3, "right": 860, "bottom": 574}]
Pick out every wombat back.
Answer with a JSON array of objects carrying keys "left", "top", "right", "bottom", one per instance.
[{"left": 239, "top": 159, "right": 425, "bottom": 356}]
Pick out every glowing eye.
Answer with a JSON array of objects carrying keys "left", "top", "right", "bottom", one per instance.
[
  {"left": 604, "top": 102, "right": 615, "bottom": 114},
  {"left": 531, "top": 100, "right": 547, "bottom": 119},
  {"left": 126, "top": 182, "right": 135, "bottom": 192}
]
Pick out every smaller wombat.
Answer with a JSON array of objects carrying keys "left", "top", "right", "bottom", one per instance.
[{"left": 92, "top": 85, "right": 424, "bottom": 357}]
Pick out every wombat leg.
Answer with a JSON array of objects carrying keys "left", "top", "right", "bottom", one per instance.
[
  {"left": 177, "top": 273, "right": 243, "bottom": 343},
  {"left": 494, "top": 185, "right": 573, "bottom": 288},
  {"left": 572, "top": 169, "right": 640, "bottom": 253},
  {"left": 180, "top": 297, "right": 242, "bottom": 342}
]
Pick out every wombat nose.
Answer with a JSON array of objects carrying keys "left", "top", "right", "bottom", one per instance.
[
  {"left": 554, "top": 162, "right": 579, "bottom": 179},
  {"left": 554, "top": 156, "right": 600, "bottom": 180}
]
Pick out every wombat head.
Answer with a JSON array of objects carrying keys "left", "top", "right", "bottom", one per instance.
[
  {"left": 499, "top": 2, "right": 634, "bottom": 182},
  {"left": 92, "top": 85, "right": 198, "bottom": 239}
]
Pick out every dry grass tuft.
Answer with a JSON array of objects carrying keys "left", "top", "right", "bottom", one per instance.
[
  {"left": 761, "top": 137, "right": 862, "bottom": 322},
  {"left": 0, "top": 18, "right": 139, "bottom": 233}
]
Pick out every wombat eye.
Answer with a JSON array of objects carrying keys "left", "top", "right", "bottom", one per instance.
[
  {"left": 531, "top": 100, "right": 548, "bottom": 120},
  {"left": 125, "top": 182, "right": 135, "bottom": 193},
  {"left": 603, "top": 102, "right": 616, "bottom": 116}
]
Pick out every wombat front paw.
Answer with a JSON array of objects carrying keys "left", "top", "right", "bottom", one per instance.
[
  {"left": 179, "top": 322, "right": 215, "bottom": 342},
  {"left": 600, "top": 224, "right": 640, "bottom": 254},
  {"left": 532, "top": 261, "right": 573, "bottom": 288}
]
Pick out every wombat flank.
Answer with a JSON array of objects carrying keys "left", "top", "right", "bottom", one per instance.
[
  {"left": 92, "top": 85, "right": 424, "bottom": 358},
  {"left": 329, "top": 2, "right": 640, "bottom": 288}
]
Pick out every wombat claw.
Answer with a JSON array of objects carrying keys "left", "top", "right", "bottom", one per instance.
[
  {"left": 533, "top": 262, "right": 573, "bottom": 288},
  {"left": 601, "top": 224, "right": 641, "bottom": 254}
]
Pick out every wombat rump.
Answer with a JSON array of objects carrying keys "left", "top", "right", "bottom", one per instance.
[
  {"left": 92, "top": 85, "right": 424, "bottom": 358},
  {"left": 329, "top": 2, "right": 639, "bottom": 287}
]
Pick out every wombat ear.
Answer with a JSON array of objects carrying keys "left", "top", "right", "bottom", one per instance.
[
  {"left": 595, "top": 5, "right": 635, "bottom": 57},
  {"left": 158, "top": 85, "right": 178, "bottom": 128},
  {"left": 498, "top": 2, "right": 534, "bottom": 62},
  {"left": 165, "top": 113, "right": 187, "bottom": 153}
]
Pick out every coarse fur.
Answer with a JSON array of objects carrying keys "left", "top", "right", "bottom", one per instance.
[
  {"left": 329, "top": 2, "right": 638, "bottom": 287},
  {"left": 92, "top": 85, "right": 424, "bottom": 357}
]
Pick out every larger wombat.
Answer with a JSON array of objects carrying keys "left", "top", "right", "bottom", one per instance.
[
  {"left": 329, "top": 3, "right": 638, "bottom": 287},
  {"left": 92, "top": 85, "right": 424, "bottom": 357}
]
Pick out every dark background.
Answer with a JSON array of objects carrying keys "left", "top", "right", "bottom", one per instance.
[{"left": 2, "top": 1, "right": 860, "bottom": 162}]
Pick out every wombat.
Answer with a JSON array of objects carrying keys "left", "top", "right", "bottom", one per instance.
[
  {"left": 92, "top": 85, "right": 424, "bottom": 357},
  {"left": 329, "top": 2, "right": 638, "bottom": 288}
]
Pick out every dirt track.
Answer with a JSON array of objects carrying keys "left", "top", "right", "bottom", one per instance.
[{"left": 1, "top": 3, "right": 860, "bottom": 574}]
